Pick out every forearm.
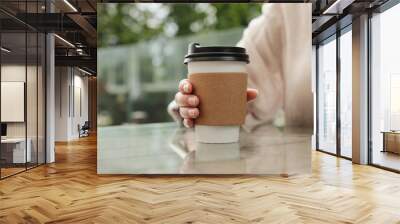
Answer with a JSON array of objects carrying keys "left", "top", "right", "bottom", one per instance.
[{"left": 237, "top": 4, "right": 285, "bottom": 131}]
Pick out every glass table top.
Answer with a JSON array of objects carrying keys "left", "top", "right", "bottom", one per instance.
[{"left": 98, "top": 123, "right": 312, "bottom": 175}]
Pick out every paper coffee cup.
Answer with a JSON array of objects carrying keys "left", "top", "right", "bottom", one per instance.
[{"left": 184, "top": 43, "right": 249, "bottom": 143}]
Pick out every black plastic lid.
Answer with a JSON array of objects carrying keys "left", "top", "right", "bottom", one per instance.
[{"left": 184, "top": 43, "right": 249, "bottom": 64}]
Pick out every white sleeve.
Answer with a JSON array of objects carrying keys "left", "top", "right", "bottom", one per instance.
[
  {"left": 237, "top": 4, "right": 285, "bottom": 131},
  {"left": 238, "top": 4, "right": 313, "bottom": 131}
]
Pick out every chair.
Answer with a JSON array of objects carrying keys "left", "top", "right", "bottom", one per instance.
[{"left": 79, "top": 121, "right": 90, "bottom": 138}]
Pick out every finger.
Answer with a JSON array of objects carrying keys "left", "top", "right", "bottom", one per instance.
[
  {"left": 175, "top": 92, "right": 199, "bottom": 107},
  {"left": 183, "top": 119, "right": 194, "bottom": 128},
  {"left": 178, "top": 79, "right": 193, "bottom": 94},
  {"left": 247, "top": 88, "right": 258, "bottom": 102},
  {"left": 179, "top": 107, "right": 200, "bottom": 119}
]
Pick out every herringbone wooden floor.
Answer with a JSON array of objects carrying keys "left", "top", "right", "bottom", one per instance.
[{"left": 1, "top": 135, "right": 400, "bottom": 224}]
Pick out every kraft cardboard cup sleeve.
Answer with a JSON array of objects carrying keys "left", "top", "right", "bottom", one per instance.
[
  {"left": 189, "top": 73, "right": 247, "bottom": 125},
  {"left": 184, "top": 43, "right": 250, "bottom": 143}
]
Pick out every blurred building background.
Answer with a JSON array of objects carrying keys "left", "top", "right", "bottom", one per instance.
[{"left": 97, "top": 3, "right": 262, "bottom": 126}]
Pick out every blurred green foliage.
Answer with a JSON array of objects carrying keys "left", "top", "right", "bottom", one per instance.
[
  {"left": 98, "top": 3, "right": 262, "bottom": 47},
  {"left": 98, "top": 3, "right": 262, "bottom": 125}
]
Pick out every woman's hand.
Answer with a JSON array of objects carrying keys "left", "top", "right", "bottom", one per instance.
[{"left": 175, "top": 79, "right": 258, "bottom": 128}]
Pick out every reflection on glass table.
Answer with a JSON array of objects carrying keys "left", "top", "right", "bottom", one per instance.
[{"left": 98, "top": 123, "right": 312, "bottom": 175}]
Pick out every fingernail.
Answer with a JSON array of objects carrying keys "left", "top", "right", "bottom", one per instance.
[
  {"left": 189, "top": 109, "right": 198, "bottom": 118},
  {"left": 188, "top": 96, "right": 198, "bottom": 106},
  {"left": 183, "top": 83, "right": 190, "bottom": 93}
]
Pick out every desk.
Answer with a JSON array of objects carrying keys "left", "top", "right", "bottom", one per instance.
[
  {"left": 98, "top": 123, "right": 312, "bottom": 175},
  {"left": 1, "top": 138, "right": 31, "bottom": 163},
  {"left": 382, "top": 131, "right": 400, "bottom": 154}
]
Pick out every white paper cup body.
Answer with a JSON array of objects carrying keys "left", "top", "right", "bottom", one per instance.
[
  {"left": 187, "top": 61, "right": 247, "bottom": 143},
  {"left": 195, "top": 142, "right": 240, "bottom": 161}
]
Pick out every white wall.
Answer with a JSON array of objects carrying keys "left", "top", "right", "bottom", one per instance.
[
  {"left": 55, "top": 67, "right": 89, "bottom": 141},
  {"left": 1, "top": 63, "right": 47, "bottom": 164},
  {"left": 1, "top": 65, "right": 36, "bottom": 138},
  {"left": 55, "top": 67, "right": 69, "bottom": 141},
  {"left": 71, "top": 73, "right": 89, "bottom": 138}
]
